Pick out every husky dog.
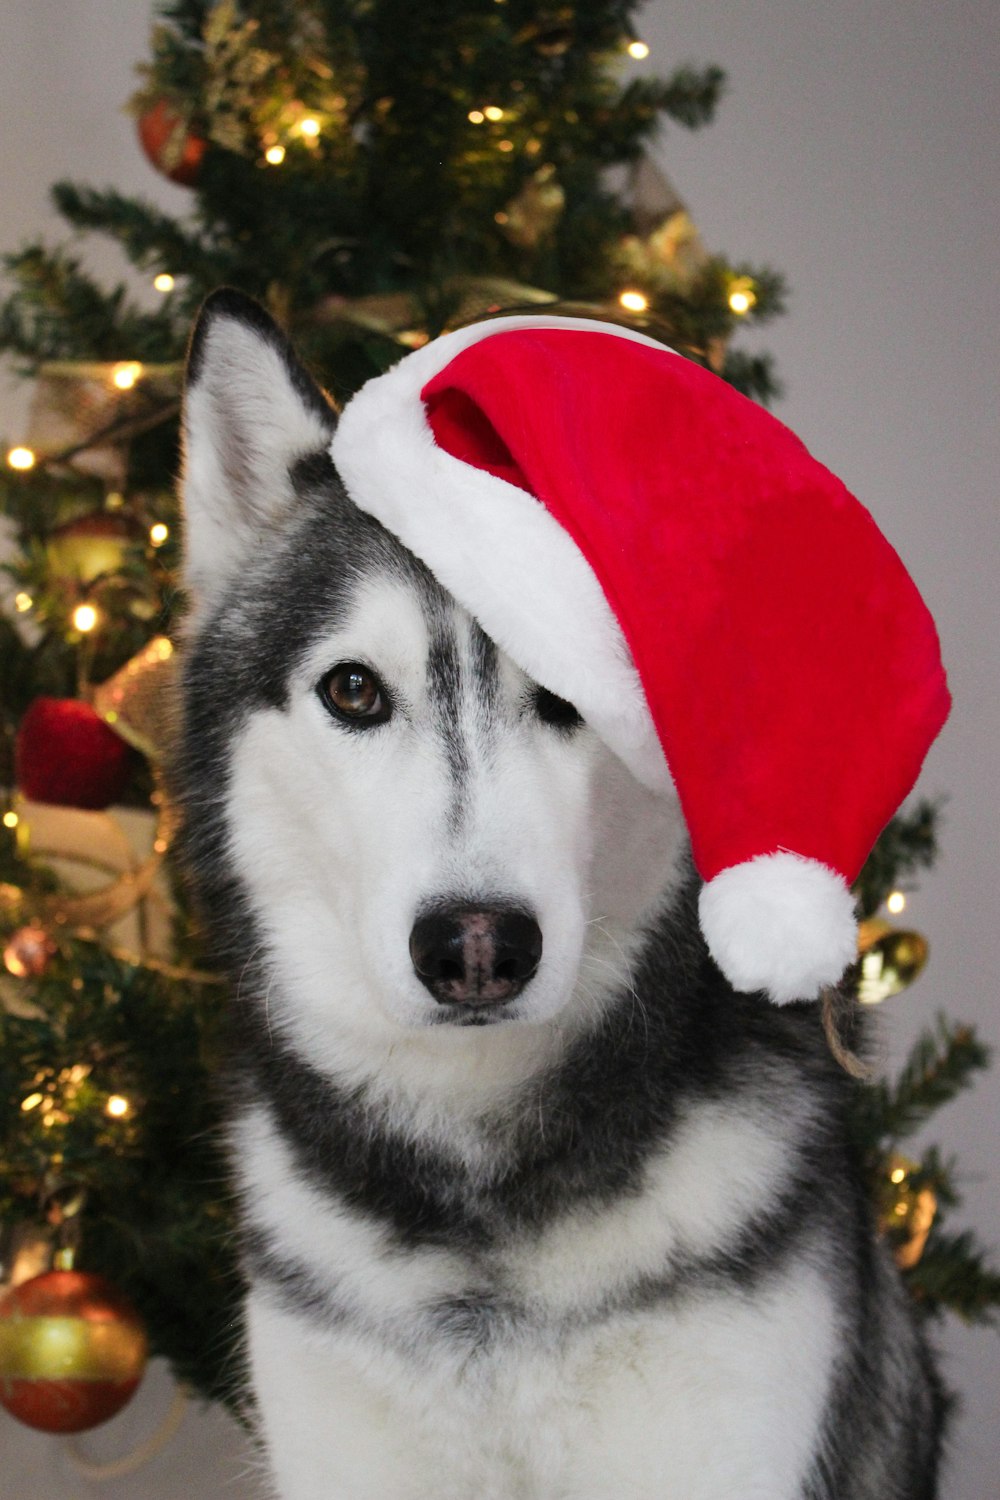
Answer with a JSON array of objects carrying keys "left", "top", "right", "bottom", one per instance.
[{"left": 174, "top": 291, "right": 943, "bottom": 1500}]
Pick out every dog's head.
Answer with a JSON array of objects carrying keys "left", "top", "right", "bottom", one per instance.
[{"left": 177, "top": 293, "right": 685, "bottom": 1075}]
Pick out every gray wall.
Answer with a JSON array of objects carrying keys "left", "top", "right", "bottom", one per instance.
[{"left": 1, "top": 2, "right": 996, "bottom": 1494}]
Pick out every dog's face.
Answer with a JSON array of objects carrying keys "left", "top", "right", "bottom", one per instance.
[{"left": 179, "top": 296, "right": 684, "bottom": 1076}]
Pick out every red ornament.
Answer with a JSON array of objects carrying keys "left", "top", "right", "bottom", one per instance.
[
  {"left": 15, "top": 698, "right": 135, "bottom": 811},
  {"left": 136, "top": 99, "right": 207, "bottom": 187},
  {"left": 0, "top": 1270, "right": 147, "bottom": 1433}
]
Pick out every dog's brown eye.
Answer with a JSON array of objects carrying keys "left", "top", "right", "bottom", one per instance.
[{"left": 319, "top": 663, "right": 391, "bottom": 726}]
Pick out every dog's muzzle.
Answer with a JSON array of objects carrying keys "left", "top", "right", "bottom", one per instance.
[{"left": 409, "top": 903, "right": 542, "bottom": 1009}]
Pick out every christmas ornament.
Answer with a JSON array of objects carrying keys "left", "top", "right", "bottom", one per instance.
[
  {"left": 3, "top": 924, "right": 56, "bottom": 979},
  {"left": 497, "top": 165, "right": 566, "bottom": 249},
  {"left": 878, "top": 1157, "right": 938, "bottom": 1270},
  {"left": 46, "top": 511, "right": 143, "bottom": 585},
  {"left": 92, "top": 636, "right": 177, "bottom": 762},
  {"left": 321, "top": 305, "right": 950, "bottom": 1003},
  {"left": 0, "top": 795, "right": 178, "bottom": 955},
  {"left": 856, "top": 919, "right": 929, "bottom": 1005},
  {"left": 136, "top": 98, "right": 207, "bottom": 186},
  {"left": 15, "top": 698, "right": 135, "bottom": 811},
  {"left": 0, "top": 1269, "right": 147, "bottom": 1432}
]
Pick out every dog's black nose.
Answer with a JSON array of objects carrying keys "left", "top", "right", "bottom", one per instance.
[{"left": 409, "top": 904, "right": 543, "bottom": 1007}]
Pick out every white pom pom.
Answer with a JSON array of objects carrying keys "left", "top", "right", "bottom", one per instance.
[{"left": 698, "top": 852, "right": 858, "bottom": 1004}]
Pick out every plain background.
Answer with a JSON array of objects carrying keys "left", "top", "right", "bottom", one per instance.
[{"left": 0, "top": 2, "right": 996, "bottom": 1494}]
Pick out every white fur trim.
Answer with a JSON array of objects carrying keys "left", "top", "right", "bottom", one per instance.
[
  {"left": 697, "top": 853, "right": 858, "bottom": 1004},
  {"left": 330, "top": 316, "right": 674, "bottom": 793}
]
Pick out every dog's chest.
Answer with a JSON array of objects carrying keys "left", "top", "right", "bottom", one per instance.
[{"left": 238, "top": 1100, "right": 837, "bottom": 1498}]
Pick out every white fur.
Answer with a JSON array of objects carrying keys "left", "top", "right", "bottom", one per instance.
[
  {"left": 236, "top": 1087, "right": 836, "bottom": 1500},
  {"left": 698, "top": 851, "right": 859, "bottom": 1003},
  {"left": 246, "top": 1246, "right": 836, "bottom": 1500},
  {"left": 330, "top": 316, "right": 675, "bottom": 795}
]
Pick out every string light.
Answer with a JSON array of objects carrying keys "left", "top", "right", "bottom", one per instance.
[
  {"left": 890, "top": 1166, "right": 908, "bottom": 1184},
  {"left": 149, "top": 522, "right": 169, "bottom": 547},
  {"left": 2, "top": 811, "right": 18, "bottom": 829},
  {"left": 497, "top": 139, "right": 514, "bottom": 152},
  {"left": 106, "top": 1095, "right": 131, "bottom": 1118},
  {"left": 112, "top": 362, "right": 143, "bottom": 391},
  {"left": 619, "top": 289, "right": 649, "bottom": 313},
  {"left": 483, "top": 105, "right": 504, "bottom": 121},
  {"left": 728, "top": 278, "right": 757, "bottom": 315},
  {"left": 627, "top": 39, "right": 650, "bottom": 59},
  {"left": 265, "top": 144, "right": 286, "bottom": 165},
  {"left": 7, "top": 446, "right": 36, "bottom": 471},
  {"left": 887, "top": 891, "right": 907, "bottom": 915},
  {"left": 299, "top": 117, "right": 321, "bottom": 138},
  {"left": 14, "top": 592, "right": 33, "bottom": 612},
  {"left": 153, "top": 273, "right": 175, "bottom": 293},
  {"left": 468, "top": 109, "right": 485, "bottom": 124},
  {"left": 72, "top": 603, "right": 99, "bottom": 633},
  {"left": 20, "top": 1092, "right": 44, "bottom": 1113}
]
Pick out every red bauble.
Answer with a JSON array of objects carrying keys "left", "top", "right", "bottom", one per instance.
[
  {"left": 136, "top": 98, "right": 207, "bottom": 186},
  {"left": 15, "top": 698, "right": 135, "bottom": 811},
  {"left": 0, "top": 1269, "right": 147, "bottom": 1433}
]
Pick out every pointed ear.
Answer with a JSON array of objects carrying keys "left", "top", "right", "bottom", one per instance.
[{"left": 180, "top": 289, "right": 336, "bottom": 611}]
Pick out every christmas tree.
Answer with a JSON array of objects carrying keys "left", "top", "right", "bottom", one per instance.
[{"left": 0, "top": 0, "right": 996, "bottom": 1428}]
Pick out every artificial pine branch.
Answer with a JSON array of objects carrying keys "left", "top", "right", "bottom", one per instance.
[
  {"left": 905, "top": 1230, "right": 1000, "bottom": 1326},
  {"left": 51, "top": 183, "right": 224, "bottom": 293},
  {"left": 0, "top": 245, "right": 180, "bottom": 364},
  {"left": 850, "top": 1016, "right": 990, "bottom": 1154},
  {"left": 855, "top": 798, "right": 942, "bottom": 919}
]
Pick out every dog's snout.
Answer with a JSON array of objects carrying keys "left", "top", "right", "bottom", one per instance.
[{"left": 409, "top": 905, "right": 543, "bottom": 1007}]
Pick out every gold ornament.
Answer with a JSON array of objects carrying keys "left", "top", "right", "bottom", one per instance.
[
  {"left": 497, "top": 165, "right": 566, "bottom": 249},
  {"left": 855, "top": 920, "right": 929, "bottom": 1004},
  {"left": 878, "top": 1155, "right": 938, "bottom": 1269},
  {"left": 91, "top": 636, "right": 177, "bottom": 763}
]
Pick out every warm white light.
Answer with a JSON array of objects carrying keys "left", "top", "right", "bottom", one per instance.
[
  {"left": 149, "top": 522, "right": 169, "bottom": 546},
  {"left": 887, "top": 891, "right": 907, "bottom": 915},
  {"left": 299, "top": 117, "right": 321, "bottom": 138},
  {"left": 728, "top": 278, "right": 758, "bottom": 315},
  {"left": 153, "top": 273, "right": 175, "bottom": 293},
  {"left": 72, "top": 603, "right": 99, "bottom": 633},
  {"left": 890, "top": 1167, "right": 907, "bottom": 1184},
  {"left": 619, "top": 289, "right": 649, "bottom": 313},
  {"left": 2, "top": 811, "right": 18, "bottom": 829},
  {"left": 14, "top": 592, "right": 33, "bottom": 613},
  {"left": 497, "top": 138, "right": 514, "bottom": 152},
  {"left": 468, "top": 109, "right": 485, "bottom": 124},
  {"left": 265, "top": 144, "right": 286, "bottom": 165},
  {"left": 21, "top": 1093, "right": 44, "bottom": 1112},
  {"left": 106, "top": 1095, "right": 130, "bottom": 1118},
  {"left": 484, "top": 105, "right": 504, "bottom": 121},
  {"left": 627, "top": 39, "right": 650, "bottom": 59},
  {"left": 7, "top": 446, "right": 36, "bottom": 471},
  {"left": 112, "top": 362, "right": 143, "bottom": 390}
]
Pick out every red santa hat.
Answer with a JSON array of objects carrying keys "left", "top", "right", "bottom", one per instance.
[{"left": 330, "top": 315, "right": 950, "bottom": 1004}]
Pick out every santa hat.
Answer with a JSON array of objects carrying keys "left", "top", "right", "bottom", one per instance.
[{"left": 330, "top": 315, "right": 950, "bottom": 1004}]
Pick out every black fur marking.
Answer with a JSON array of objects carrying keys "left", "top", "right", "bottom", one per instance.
[{"left": 425, "top": 601, "right": 470, "bottom": 824}]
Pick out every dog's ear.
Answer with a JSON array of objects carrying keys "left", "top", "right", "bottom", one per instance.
[{"left": 180, "top": 288, "right": 336, "bottom": 611}]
